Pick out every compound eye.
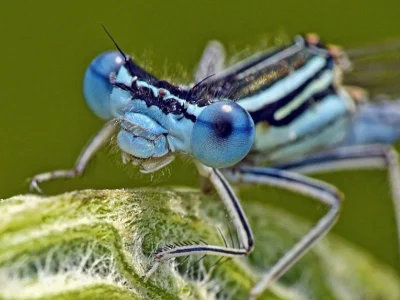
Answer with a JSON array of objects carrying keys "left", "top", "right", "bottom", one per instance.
[
  {"left": 191, "top": 101, "right": 255, "bottom": 168},
  {"left": 83, "top": 51, "right": 124, "bottom": 120}
]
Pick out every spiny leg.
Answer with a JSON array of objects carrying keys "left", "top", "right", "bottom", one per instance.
[
  {"left": 144, "top": 163, "right": 254, "bottom": 278},
  {"left": 29, "top": 119, "right": 118, "bottom": 192},
  {"left": 194, "top": 40, "right": 226, "bottom": 82},
  {"left": 270, "top": 144, "right": 400, "bottom": 252},
  {"left": 224, "top": 167, "right": 342, "bottom": 299}
]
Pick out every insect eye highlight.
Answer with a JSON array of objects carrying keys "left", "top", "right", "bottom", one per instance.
[{"left": 191, "top": 101, "right": 255, "bottom": 168}]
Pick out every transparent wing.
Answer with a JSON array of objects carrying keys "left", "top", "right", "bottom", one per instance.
[{"left": 344, "top": 38, "right": 400, "bottom": 99}]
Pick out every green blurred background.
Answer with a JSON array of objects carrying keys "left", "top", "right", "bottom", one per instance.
[{"left": 0, "top": 0, "right": 399, "bottom": 274}]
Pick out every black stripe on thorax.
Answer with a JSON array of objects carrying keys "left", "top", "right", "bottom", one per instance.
[{"left": 249, "top": 57, "right": 335, "bottom": 126}]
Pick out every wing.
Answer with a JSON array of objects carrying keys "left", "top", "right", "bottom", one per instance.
[
  {"left": 193, "top": 40, "right": 226, "bottom": 82},
  {"left": 344, "top": 38, "right": 400, "bottom": 98},
  {"left": 193, "top": 36, "right": 314, "bottom": 102},
  {"left": 191, "top": 36, "right": 340, "bottom": 106}
]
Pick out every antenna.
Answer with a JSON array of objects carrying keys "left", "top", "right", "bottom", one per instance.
[
  {"left": 186, "top": 73, "right": 215, "bottom": 102},
  {"left": 101, "top": 24, "right": 127, "bottom": 61},
  {"left": 101, "top": 24, "right": 136, "bottom": 76}
]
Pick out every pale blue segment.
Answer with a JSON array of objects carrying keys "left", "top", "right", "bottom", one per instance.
[
  {"left": 252, "top": 94, "right": 350, "bottom": 163},
  {"left": 83, "top": 51, "right": 123, "bottom": 119},
  {"left": 118, "top": 111, "right": 169, "bottom": 159},
  {"left": 238, "top": 56, "right": 327, "bottom": 111},
  {"left": 121, "top": 112, "right": 168, "bottom": 140},
  {"left": 110, "top": 87, "right": 132, "bottom": 117},
  {"left": 165, "top": 114, "right": 196, "bottom": 155},
  {"left": 274, "top": 70, "right": 333, "bottom": 121},
  {"left": 294, "top": 94, "right": 348, "bottom": 136},
  {"left": 109, "top": 65, "right": 134, "bottom": 117},
  {"left": 114, "top": 66, "right": 132, "bottom": 87},
  {"left": 342, "top": 99, "right": 400, "bottom": 146},
  {"left": 117, "top": 131, "right": 154, "bottom": 158},
  {"left": 114, "top": 96, "right": 199, "bottom": 157},
  {"left": 153, "top": 136, "right": 169, "bottom": 157},
  {"left": 266, "top": 116, "right": 348, "bottom": 163}
]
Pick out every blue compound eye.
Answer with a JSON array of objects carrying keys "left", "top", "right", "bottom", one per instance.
[
  {"left": 83, "top": 51, "right": 124, "bottom": 120},
  {"left": 191, "top": 101, "right": 255, "bottom": 168}
]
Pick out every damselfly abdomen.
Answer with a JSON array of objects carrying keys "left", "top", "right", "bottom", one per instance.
[{"left": 30, "top": 30, "right": 400, "bottom": 299}]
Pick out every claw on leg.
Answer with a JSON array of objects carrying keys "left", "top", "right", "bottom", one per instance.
[
  {"left": 29, "top": 179, "right": 42, "bottom": 193},
  {"left": 27, "top": 120, "right": 118, "bottom": 193},
  {"left": 144, "top": 261, "right": 161, "bottom": 280}
]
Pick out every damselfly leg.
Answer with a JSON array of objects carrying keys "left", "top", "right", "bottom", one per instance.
[
  {"left": 145, "top": 163, "right": 255, "bottom": 278},
  {"left": 224, "top": 167, "right": 342, "bottom": 298},
  {"left": 29, "top": 120, "right": 118, "bottom": 192},
  {"left": 190, "top": 35, "right": 399, "bottom": 297},
  {"left": 271, "top": 144, "right": 400, "bottom": 250}
]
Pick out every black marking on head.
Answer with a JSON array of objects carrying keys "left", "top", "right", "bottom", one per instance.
[{"left": 113, "top": 82, "right": 197, "bottom": 122}]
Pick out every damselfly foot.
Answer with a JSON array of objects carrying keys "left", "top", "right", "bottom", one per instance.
[{"left": 28, "top": 178, "right": 42, "bottom": 193}]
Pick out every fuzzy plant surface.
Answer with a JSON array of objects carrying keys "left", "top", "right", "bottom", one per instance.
[{"left": 0, "top": 188, "right": 399, "bottom": 300}]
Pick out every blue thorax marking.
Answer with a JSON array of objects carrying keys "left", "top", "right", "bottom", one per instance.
[{"left": 247, "top": 94, "right": 351, "bottom": 165}]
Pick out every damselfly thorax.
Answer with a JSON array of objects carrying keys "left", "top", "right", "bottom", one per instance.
[
  {"left": 190, "top": 35, "right": 357, "bottom": 166},
  {"left": 30, "top": 30, "right": 400, "bottom": 299}
]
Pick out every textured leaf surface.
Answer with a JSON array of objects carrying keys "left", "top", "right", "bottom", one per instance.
[{"left": 0, "top": 189, "right": 399, "bottom": 300}]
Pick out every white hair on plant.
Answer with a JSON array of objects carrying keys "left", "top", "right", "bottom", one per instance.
[
  {"left": 1, "top": 190, "right": 399, "bottom": 299},
  {"left": 0, "top": 242, "right": 136, "bottom": 299}
]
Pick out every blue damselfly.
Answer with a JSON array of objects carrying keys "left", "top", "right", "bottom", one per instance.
[{"left": 30, "top": 30, "right": 400, "bottom": 299}]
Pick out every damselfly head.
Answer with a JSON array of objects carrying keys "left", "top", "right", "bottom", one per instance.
[{"left": 83, "top": 27, "right": 256, "bottom": 172}]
